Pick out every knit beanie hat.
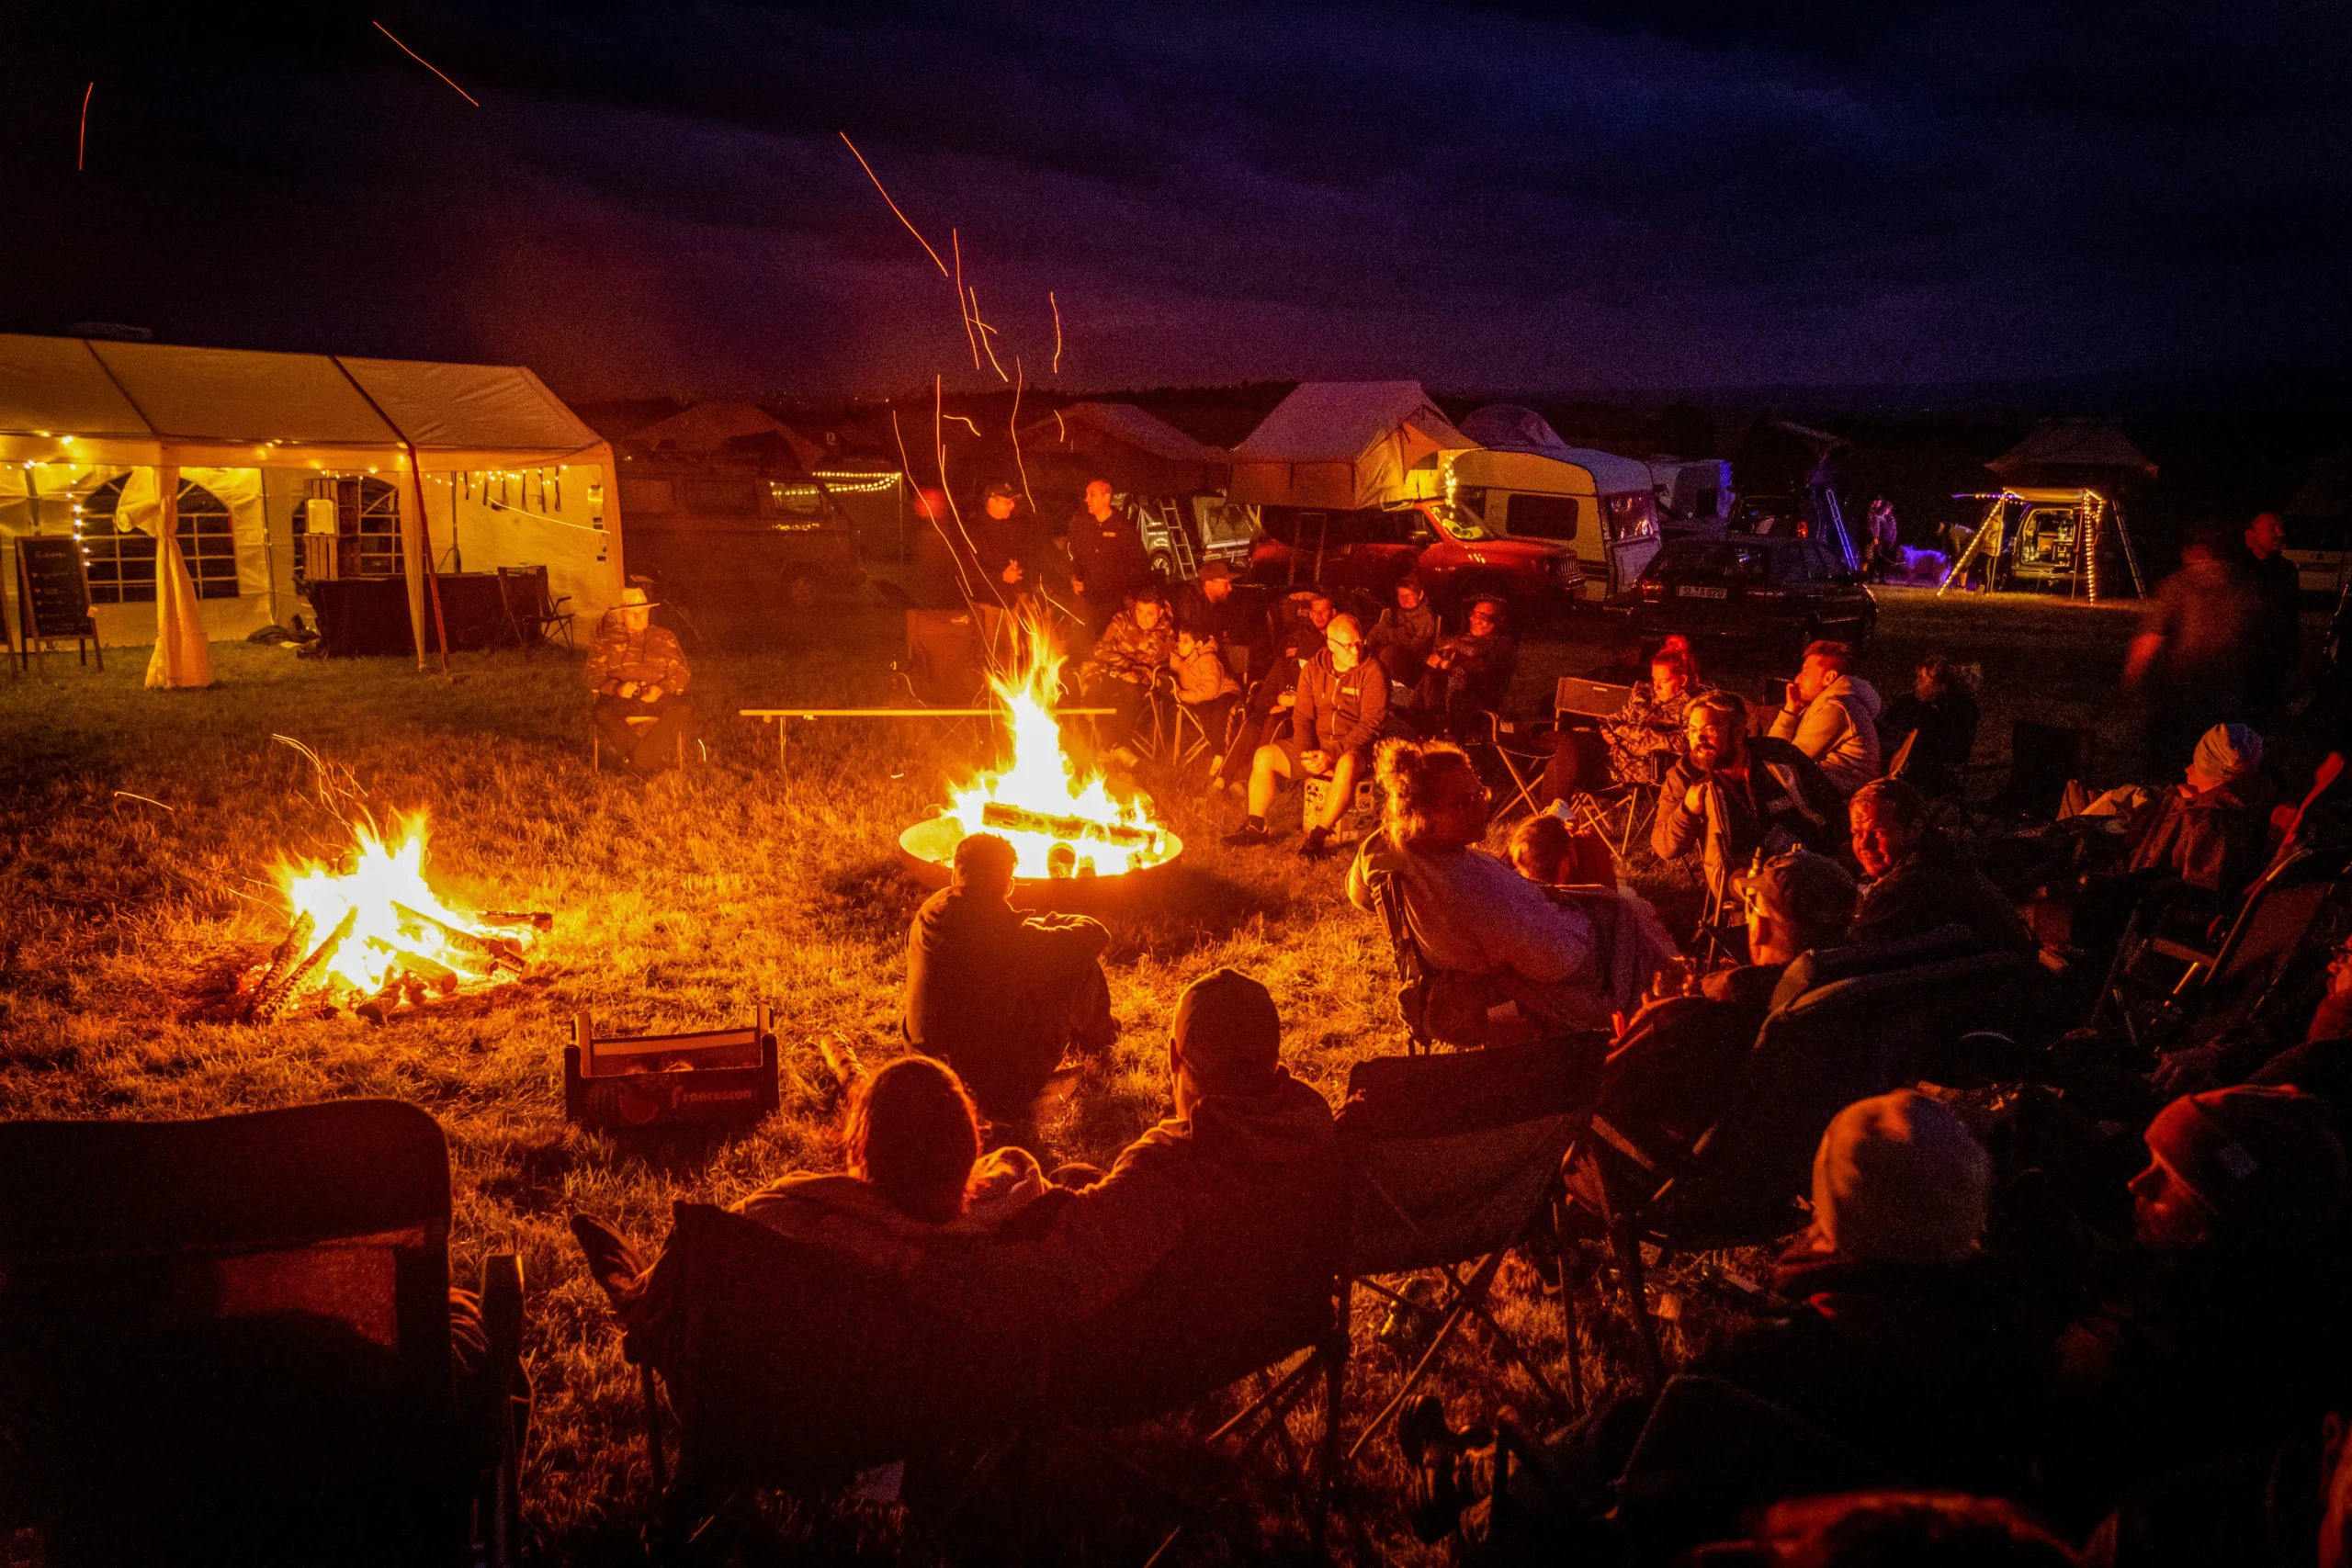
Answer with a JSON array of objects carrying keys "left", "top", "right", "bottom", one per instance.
[
  {"left": 1810, "top": 1090, "right": 1992, "bottom": 1264},
  {"left": 2190, "top": 723, "right": 2264, "bottom": 786},
  {"left": 1737, "top": 849, "right": 1859, "bottom": 936},
  {"left": 1172, "top": 967, "right": 1282, "bottom": 1097},
  {"left": 2144, "top": 1085, "right": 2346, "bottom": 1247}
]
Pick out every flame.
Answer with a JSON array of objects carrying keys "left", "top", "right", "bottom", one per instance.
[
  {"left": 943, "top": 632, "right": 1170, "bottom": 878},
  {"left": 277, "top": 812, "right": 525, "bottom": 998}
]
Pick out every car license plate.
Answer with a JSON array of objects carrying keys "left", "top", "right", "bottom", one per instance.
[{"left": 1677, "top": 585, "right": 1728, "bottom": 599}]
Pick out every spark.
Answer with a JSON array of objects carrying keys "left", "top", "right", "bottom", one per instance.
[
  {"left": 77, "top": 82, "right": 92, "bottom": 171},
  {"left": 953, "top": 229, "right": 980, "bottom": 370},
  {"left": 894, "top": 407, "right": 978, "bottom": 605},
  {"left": 1050, "top": 290, "right": 1063, "bottom": 377},
  {"left": 111, "top": 790, "right": 174, "bottom": 811},
  {"left": 837, "top": 130, "right": 948, "bottom": 279},
  {"left": 943, "top": 413, "right": 984, "bottom": 437},
  {"left": 1011, "top": 358, "right": 1035, "bottom": 513},
  {"left": 371, "top": 19, "right": 481, "bottom": 107},
  {"left": 1055, "top": 408, "right": 1068, "bottom": 443},
  {"left": 968, "top": 287, "right": 1011, "bottom": 382}
]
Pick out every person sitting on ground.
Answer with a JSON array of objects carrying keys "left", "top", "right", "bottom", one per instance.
[
  {"left": 1655, "top": 692, "right": 1848, "bottom": 899},
  {"left": 1011, "top": 966, "right": 1345, "bottom": 1427},
  {"left": 901, "top": 832, "right": 1117, "bottom": 1134},
  {"left": 584, "top": 585, "right": 694, "bottom": 776},
  {"left": 1367, "top": 572, "right": 1442, "bottom": 686},
  {"left": 1715, "top": 1493, "right": 2082, "bottom": 1568},
  {"left": 1538, "top": 635, "right": 1714, "bottom": 807},
  {"left": 1346, "top": 738, "right": 1607, "bottom": 1041},
  {"left": 1770, "top": 640, "right": 1883, "bottom": 796},
  {"left": 1079, "top": 588, "right": 1176, "bottom": 768},
  {"left": 1598, "top": 848, "right": 1856, "bottom": 1146},
  {"left": 1878, "top": 654, "right": 1982, "bottom": 800},
  {"left": 2119, "top": 722, "right": 2275, "bottom": 900},
  {"left": 1170, "top": 626, "right": 1241, "bottom": 780},
  {"left": 1849, "top": 777, "right": 2037, "bottom": 953},
  {"left": 2044, "top": 1084, "right": 2349, "bottom": 1528},
  {"left": 1419, "top": 597, "right": 1519, "bottom": 731},
  {"left": 1224, "top": 613, "right": 1388, "bottom": 859}
]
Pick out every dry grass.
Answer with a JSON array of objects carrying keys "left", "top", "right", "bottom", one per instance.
[{"left": 0, "top": 589, "right": 2146, "bottom": 1563}]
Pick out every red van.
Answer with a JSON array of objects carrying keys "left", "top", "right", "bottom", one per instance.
[{"left": 1248, "top": 502, "right": 1584, "bottom": 618}]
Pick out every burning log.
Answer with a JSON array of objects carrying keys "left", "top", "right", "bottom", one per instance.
[
  {"left": 251, "top": 908, "right": 357, "bottom": 1023},
  {"left": 979, "top": 800, "right": 1160, "bottom": 852},
  {"left": 392, "top": 902, "right": 526, "bottom": 974},
  {"left": 365, "top": 937, "right": 461, "bottom": 995},
  {"left": 479, "top": 910, "right": 554, "bottom": 932},
  {"left": 250, "top": 910, "right": 316, "bottom": 1006}
]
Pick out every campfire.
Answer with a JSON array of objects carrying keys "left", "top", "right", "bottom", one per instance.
[
  {"left": 242, "top": 813, "right": 546, "bottom": 1024},
  {"left": 899, "top": 631, "right": 1182, "bottom": 891}
]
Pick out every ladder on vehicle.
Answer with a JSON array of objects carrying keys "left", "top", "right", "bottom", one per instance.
[
  {"left": 1291, "top": 511, "right": 1329, "bottom": 587},
  {"left": 1815, "top": 487, "right": 1861, "bottom": 573},
  {"left": 1148, "top": 498, "right": 1201, "bottom": 581}
]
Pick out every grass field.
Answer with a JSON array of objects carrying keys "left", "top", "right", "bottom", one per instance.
[{"left": 0, "top": 588, "right": 2153, "bottom": 1563}]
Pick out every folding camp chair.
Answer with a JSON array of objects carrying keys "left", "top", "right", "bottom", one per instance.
[
  {"left": 2106, "top": 847, "right": 2348, "bottom": 1051},
  {"left": 0, "top": 1100, "right": 526, "bottom": 1568},
  {"left": 1566, "top": 926, "right": 2034, "bottom": 1382},
  {"left": 593, "top": 715, "right": 699, "bottom": 771},
  {"left": 1962, "top": 720, "right": 2098, "bottom": 821}
]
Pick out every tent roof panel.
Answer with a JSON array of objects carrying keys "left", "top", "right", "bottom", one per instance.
[
  {"left": 89, "top": 340, "right": 399, "bottom": 447},
  {"left": 0, "top": 335, "right": 155, "bottom": 441},
  {"left": 340, "top": 359, "right": 601, "bottom": 457},
  {"left": 1989, "top": 418, "right": 2157, "bottom": 479},
  {"left": 1231, "top": 381, "right": 1468, "bottom": 461},
  {"left": 1037, "top": 402, "right": 1230, "bottom": 464},
  {"left": 1457, "top": 403, "right": 1574, "bottom": 457}
]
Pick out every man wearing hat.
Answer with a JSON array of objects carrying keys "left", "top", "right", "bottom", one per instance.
[
  {"left": 584, "top": 586, "right": 694, "bottom": 775},
  {"left": 1594, "top": 849, "right": 1856, "bottom": 1142},
  {"left": 1066, "top": 479, "right": 1151, "bottom": 636},
  {"left": 2121, "top": 721, "right": 2275, "bottom": 898},
  {"left": 972, "top": 480, "right": 1057, "bottom": 612},
  {"left": 1017, "top": 966, "right": 1344, "bottom": 1426}
]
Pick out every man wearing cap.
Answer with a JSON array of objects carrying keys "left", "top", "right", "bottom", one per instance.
[
  {"left": 1655, "top": 692, "right": 1846, "bottom": 899},
  {"left": 902, "top": 832, "right": 1117, "bottom": 1134},
  {"left": 2120, "top": 721, "right": 2275, "bottom": 898},
  {"left": 973, "top": 480, "right": 1056, "bottom": 612},
  {"left": 1066, "top": 479, "right": 1150, "bottom": 636},
  {"left": 996, "top": 966, "right": 1343, "bottom": 1426},
  {"left": 1849, "top": 777, "right": 2036, "bottom": 952},
  {"left": 1595, "top": 849, "right": 1856, "bottom": 1144},
  {"left": 1172, "top": 559, "right": 1270, "bottom": 677},
  {"left": 2048, "top": 1084, "right": 2349, "bottom": 1523},
  {"left": 584, "top": 586, "right": 694, "bottom": 775}
]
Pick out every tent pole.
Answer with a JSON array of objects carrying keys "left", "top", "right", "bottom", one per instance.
[{"left": 415, "top": 465, "right": 450, "bottom": 675}]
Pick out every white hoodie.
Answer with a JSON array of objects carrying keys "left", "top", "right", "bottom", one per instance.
[{"left": 1771, "top": 673, "right": 1883, "bottom": 795}]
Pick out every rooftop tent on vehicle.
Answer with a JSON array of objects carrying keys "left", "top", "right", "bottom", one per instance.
[
  {"left": 1986, "top": 418, "right": 2159, "bottom": 490},
  {"left": 1227, "top": 381, "right": 1470, "bottom": 511},
  {"left": 0, "top": 333, "right": 623, "bottom": 669},
  {"left": 1012, "top": 400, "right": 1232, "bottom": 502}
]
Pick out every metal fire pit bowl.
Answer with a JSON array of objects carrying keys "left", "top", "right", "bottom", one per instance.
[{"left": 897, "top": 815, "right": 1186, "bottom": 913}]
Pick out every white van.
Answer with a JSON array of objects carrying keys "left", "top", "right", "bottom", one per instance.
[
  {"left": 1649, "top": 459, "right": 1735, "bottom": 528},
  {"left": 1422, "top": 447, "right": 1661, "bottom": 599}
]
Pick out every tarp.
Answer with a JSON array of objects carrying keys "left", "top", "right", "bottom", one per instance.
[
  {"left": 0, "top": 333, "right": 623, "bottom": 666},
  {"left": 1989, "top": 418, "right": 2158, "bottom": 482},
  {"left": 1457, "top": 403, "right": 1577, "bottom": 458},
  {"left": 1228, "top": 381, "right": 1470, "bottom": 510},
  {"left": 1014, "top": 401, "right": 1231, "bottom": 497}
]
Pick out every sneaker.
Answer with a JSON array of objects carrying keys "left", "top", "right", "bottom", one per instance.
[
  {"left": 1222, "top": 822, "right": 1272, "bottom": 847},
  {"left": 568, "top": 1213, "right": 648, "bottom": 1310},
  {"left": 1298, "top": 828, "right": 1331, "bottom": 861}
]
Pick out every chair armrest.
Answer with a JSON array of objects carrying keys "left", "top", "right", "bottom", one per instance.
[
  {"left": 2147, "top": 938, "right": 2218, "bottom": 968},
  {"left": 481, "top": 1254, "right": 524, "bottom": 1384},
  {"left": 1589, "top": 1114, "right": 1700, "bottom": 1184}
]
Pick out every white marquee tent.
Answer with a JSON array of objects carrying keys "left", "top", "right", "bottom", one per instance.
[
  {"left": 1227, "top": 381, "right": 1471, "bottom": 511},
  {"left": 0, "top": 333, "right": 624, "bottom": 683}
]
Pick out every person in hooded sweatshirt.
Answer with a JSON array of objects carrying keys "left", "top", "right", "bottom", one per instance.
[
  {"left": 1770, "top": 640, "right": 1883, "bottom": 797},
  {"left": 902, "top": 831, "right": 1117, "bottom": 1133},
  {"left": 1017, "top": 966, "right": 1345, "bottom": 1427}
]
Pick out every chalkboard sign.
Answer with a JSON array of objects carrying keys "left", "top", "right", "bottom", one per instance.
[{"left": 13, "top": 536, "right": 102, "bottom": 671}]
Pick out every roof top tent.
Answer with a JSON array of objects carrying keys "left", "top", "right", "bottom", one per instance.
[
  {"left": 1939, "top": 420, "right": 2154, "bottom": 601},
  {"left": 1447, "top": 404, "right": 1663, "bottom": 598},
  {"left": 0, "top": 333, "right": 622, "bottom": 674},
  {"left": 1013, "top": 401, "right": 1247, "bottom": 580},
  {"left": 1227, "top": 381, "right": 1470, "bottom": 581}
]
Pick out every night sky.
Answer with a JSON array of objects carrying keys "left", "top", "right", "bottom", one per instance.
[{"left": 5, "top": 2, "right": 2346, "bottom": 400}]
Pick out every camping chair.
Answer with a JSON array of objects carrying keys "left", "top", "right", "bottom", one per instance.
[
  {"left": 593, "top": 716, "right": 700, "bottom": 772},
  {"left": 1962, "top": 720, "right": 2098, "bottom": 821},
  {"left": 1478, "top": 709, "right": 1555, "bottom": 823},
  {"left": 1357, "top": 831, "right": 1437, "bottom": 1053},
  {"left": 495, "top": 565, "right": 574, "bottom": 650},
  {"left": 2105, "top": 847, "right": 2347, "bottom": 1051},
  {"left": 1566, "top": 926, "right": 2033, "bottom": 1382},
  {"left": 0, "top": 1100, "right": 526, "bottom": 1568}
]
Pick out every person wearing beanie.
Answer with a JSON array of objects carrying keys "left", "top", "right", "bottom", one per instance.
[
  {"left": 965, "top": 965, "right": 1343, "bottom": 1427},
  {"left": 2047, "top": 1085, "right": 2352, "bottom": 1527},
  {"left": 1679, "top": 1091, "right": 2049, "bottom": 1496},
  {"left": 2120, "top": 721, "right": 2276, "bottom": 898}
]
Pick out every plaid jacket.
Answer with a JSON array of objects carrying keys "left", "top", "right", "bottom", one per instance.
[
  {"left": 585, "top": 617, "right": 692, "bottom": 694},
  {"left": 1083, "top": 610, "right": 1175, "bottom": 686}
]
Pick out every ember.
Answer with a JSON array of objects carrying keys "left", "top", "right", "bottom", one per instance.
[{"left": 244, "top": 813, "right": 542, "bottom": 1023}]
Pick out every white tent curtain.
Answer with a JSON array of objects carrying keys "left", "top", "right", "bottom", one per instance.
[{"left": 119, "top": 465, "right": 211, "bottom": 688}]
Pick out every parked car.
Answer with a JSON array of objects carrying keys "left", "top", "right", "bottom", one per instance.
[
  {"left": 1616, "top": 534, "right": 1875, "bottom": 655},
  {"left": 2285, "top": 514, "right": 2350, "bottom": 598},
  {"left": 1249, "top": 501, "right": 1584, "bottom": 621}
]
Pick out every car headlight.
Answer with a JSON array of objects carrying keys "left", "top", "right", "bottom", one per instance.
[{"left": 1555, "top": 557, "right": 1578, "bottom": 580}]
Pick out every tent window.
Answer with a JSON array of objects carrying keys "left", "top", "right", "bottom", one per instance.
[{"left": 77, "top": 478, "right": 241, "bottom": 604}]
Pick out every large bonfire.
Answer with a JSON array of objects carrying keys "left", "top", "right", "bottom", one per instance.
[{"left": 940, "top": 631, "right": 1173, "bottom": 879}]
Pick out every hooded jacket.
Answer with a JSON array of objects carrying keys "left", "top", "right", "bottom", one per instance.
[
  {"left": 2123, "top": 779, "right": 2275, "bottom": 898},
  {"left": 902, "top": 886, "right": 1111, "bottom": 1121},
  {"left": 1771, "top": 674, "right": 1883, "bottom": 795},
  {"left": 1653, "top": 734, "right": 1847, "bottom": 892}
]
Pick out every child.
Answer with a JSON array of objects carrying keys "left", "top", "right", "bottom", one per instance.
[
  {"left": 1171, "top": 628, "right": 1241, "bottom": 781},
  {"left": 1508, "top": 810, "right": 1615, "bottom": 890}
]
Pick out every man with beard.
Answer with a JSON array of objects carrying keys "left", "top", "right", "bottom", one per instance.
[{"left": 1654, "top": 692, "right": 1846, "bottom": 901}]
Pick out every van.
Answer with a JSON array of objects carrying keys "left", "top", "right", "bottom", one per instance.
[
  {"left": 2284, "top": 514, "right": 2350, "bottom": 597},
  {"left": 1408, "top": 448, "right": 1660, "bottom": 599}
]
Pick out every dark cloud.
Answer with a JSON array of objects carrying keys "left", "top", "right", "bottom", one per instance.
[{"left": 0, "top": 1, "right": 2343, "bottom": 398}]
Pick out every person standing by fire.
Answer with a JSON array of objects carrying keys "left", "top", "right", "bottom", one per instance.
[
  {"left": 1067, "top": 479, "right": 1151, "bottom": 637},
  {"left": 585, "top": 586, "right": 693, "bottom": 776}
]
